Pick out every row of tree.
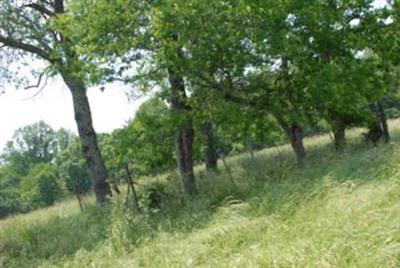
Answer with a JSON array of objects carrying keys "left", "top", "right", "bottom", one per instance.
[{"left": 0, "top": 1, "right": 399, "bottom": 205}]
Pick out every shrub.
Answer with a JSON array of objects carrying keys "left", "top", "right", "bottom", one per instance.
[{"left": 0, "top": 189, "right": 21, "bottom": 218}]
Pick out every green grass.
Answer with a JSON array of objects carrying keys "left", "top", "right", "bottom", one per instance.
[{"left": 2, "top": 121, "right": 400, "bottom": 267}]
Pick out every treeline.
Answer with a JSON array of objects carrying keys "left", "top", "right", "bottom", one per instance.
[
  {"left": 0, "top": 1, "right": 399, "bottom": 207},
  {"left": 0, "top": 98, "right": 285, "bottom": 218}
]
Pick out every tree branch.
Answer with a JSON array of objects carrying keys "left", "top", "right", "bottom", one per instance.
[
  {"left": 0, "top": 35, "right": 51, "bottom": 61},
  {"left": 24, "top": 3, "right": 54, "bottom": 17},
  {"left": 25, "top": 71, "right": 46, "bottom": 90}
]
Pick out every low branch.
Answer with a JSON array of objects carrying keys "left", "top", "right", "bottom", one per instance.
[
  {"left": 25, "top": 71, "right": 45, "bottom": 90},
  {"left": 0, "top": 35, "right": 51, "bottom": 61},
  {"left": 196, "top": 73, "right": 258, "bottom": 106}
]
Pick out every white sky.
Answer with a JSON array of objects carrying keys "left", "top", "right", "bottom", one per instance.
[
  {"left": 374, "top": 0, "right": 390, "bottom": 8},
  {"left": 0, "top": 76, "right": 145, "bottom": 150}
]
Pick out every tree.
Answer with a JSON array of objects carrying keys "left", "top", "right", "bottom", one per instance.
[
  {"left": 1, "top": 121, "right": 57, "bottom": 175},
  {"left": 285, "top": 0, "right": 384, "bottom": 152},
  {"left": 20, "top": 163, "right": 62, "bottom": 209},
  {"left": 0, "top": 166, "right": 21, "bottom": 218},
  {"left": 0, "top": 0, "right": 110, "bottom": 204},
  {"left": 103, "top": 98, "right": 176, "bottom": 177},
  {"left": 360, "top": 2, "right": 399, "bottom": 144},
  {"left": 58, "top": 0, "right": 199, "bottom": 197}
]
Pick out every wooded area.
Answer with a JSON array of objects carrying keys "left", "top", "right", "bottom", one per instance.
[
  {"left": 1, "top": 1, "right": 400, "bottom": 266},
  {"left": 1, "top": 0, "right": 398, "bottom": 212}
]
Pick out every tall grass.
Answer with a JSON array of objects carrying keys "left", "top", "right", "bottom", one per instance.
[{"left": 2, "top": 121, "right": 400, "bottom": 267}]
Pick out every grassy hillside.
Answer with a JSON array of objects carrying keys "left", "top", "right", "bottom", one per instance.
[{"left": 2, "top": 121, "right": 400, "bottom": 267}]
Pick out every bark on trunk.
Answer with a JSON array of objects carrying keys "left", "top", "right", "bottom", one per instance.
[
  {"left": 377, "top": 101, "right": 390, "bottom": 143},
  {"left": 277, "top": 117, "right": 306, "bottom": 163},
  {"left": 333, "top": 126, "right": 346, "bottom": 152},
  {"left": 168, "top": 71, "right": 197, "bottom": 197},
  {"left": 201, "top": 121, "right": 218, "bottom": 172},
  {"left": 289, "top": 123, "right": 306, "bottom": 163},
  {"left": 61, "top": 73, "right": 110, "bottom": 205},
  {"left": 175, "top": 127, "right": 196, "bottom": 196}
]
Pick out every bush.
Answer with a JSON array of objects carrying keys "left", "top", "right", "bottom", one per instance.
[{"left": 0, "top": 189, "right": 21, "bottom": 218}]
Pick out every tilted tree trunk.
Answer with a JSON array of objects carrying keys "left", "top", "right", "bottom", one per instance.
[
  {"left": 61, "top": 73, "right": 110, "bottom": 204},
  {"left": 276, "top": 116, "right": 306, "bottom": 163},
  {"left": 201, "top": 121, "right": 218, "bottom": 172},
  {"left": 168, "top": 71, "right": 197, "bottom": 197}
]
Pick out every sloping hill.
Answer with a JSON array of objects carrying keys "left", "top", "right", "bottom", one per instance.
[{"left": 2, "top": 121, "right": 400, "bottom": 267}]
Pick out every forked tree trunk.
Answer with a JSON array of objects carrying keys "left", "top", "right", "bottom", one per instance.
[
  {"left": 201, "top": 121, "right": 218, "bottom": 172},
  {"left": 62, "top": 73, "right": 110, "bottom": 205},
  {"left": 277, "top": 116, "right": 306, "bottom": 163},
  {"left": 168, "top": 71, "right": 197, "bottom": 197}
]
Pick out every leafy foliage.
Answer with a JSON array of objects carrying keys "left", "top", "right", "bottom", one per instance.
[
  {"left": 19, "top": 163, "right": 62, "bottom": 209},
  {"left": 56, "top": 138, "right": 91, "bottom": 196}
]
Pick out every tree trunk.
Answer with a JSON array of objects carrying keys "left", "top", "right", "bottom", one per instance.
[
  {"left": 61, "top": 73, "right": 110, "bottom": 205},
  {"left": 201, "top": 121, "right": 218, "bottom": 172},
  {"left": 276, "top": 116, "right": 306, "bottom": 163},
  {"left": 333, "top": 126, "right": 346, "bottom": 152},
  {"left": 168, "top": 71, "right": 197, "bottom": 197},
  {"left": 175, "top": 127, "right": 196, "bottom": 196},
  {"left": 289, "top": 123, "right": 306, "bottom": 163},
  {"left": 377, "top": 101, "right": 390, "bottom": 143},
  {"left": 331, "top": 113, "right": 346, "bottom": 152}
]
